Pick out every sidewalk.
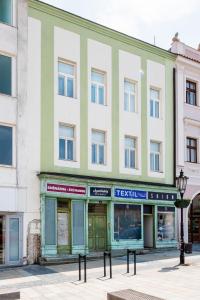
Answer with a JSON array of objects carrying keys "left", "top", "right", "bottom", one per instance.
[{"left": 0, "top": 250, "right": 200, "bottom": 300}]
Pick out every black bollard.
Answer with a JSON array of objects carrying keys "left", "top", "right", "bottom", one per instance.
[
  {"left": 127, "top": 249, "right": 136, "bottom": 276},
  {"left": 78, "top": 254, "right": 87, "bottom": 282}
]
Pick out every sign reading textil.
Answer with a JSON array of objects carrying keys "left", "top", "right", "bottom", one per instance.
[
  {"left": 47, "top": 183, "right": 86, "bottom": 195},
  {"left": 90, "top": 187, "right": 111, "bottom": 197},
  {"left": 114, "top": 188, "right": 147, "bottom": 199}
]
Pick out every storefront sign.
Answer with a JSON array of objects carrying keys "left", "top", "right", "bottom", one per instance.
[
  {"left": 114, "top": 188, "right": 147, "bottom": 199},
  {"left": 47, "top": 183, "right": 86, "bottom": 195},
  {"left": 148, "top": 192, "right": 177, "bottom": 201},
  {"left": 90, "top": 187, "right": 111, "bottom": 197}
]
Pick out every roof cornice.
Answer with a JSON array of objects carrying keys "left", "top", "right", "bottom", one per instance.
[{"left": 29, "top": 0, "right": 176, "bottom": 61}]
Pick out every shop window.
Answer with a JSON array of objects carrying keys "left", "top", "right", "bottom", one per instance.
[
  {"left": 91, "top": 130, "right": 105, "bottom": 165},
  {"left": 186, "top": 80, "right": 196, "bottom": 106},
  {"left": 124, "top": 136, "right": 136, "bottom": 169},
  {"left": 72, "top": 202, "right": 84, "bottom": 246},
  {"left": 150, "top": 141, "right": 161, "bottom": 172},
  {"left": 186, "top": 137, "right": 197, "bottom": 163},
  {"left": 150, "top": 88, "right": 160, "bottom": 118},
  {"left": 114, "top": 204, "right": 141, "bottom": 240},
  {"left": 58, "top": 60, "right": 76, "bottom": 98},
  {"left": 59, "top": 124, "right": 75, "bottom": 161},
  {"left": 0, "top": 125, "right": 12, "bottom": 166},
  {"left": 91, "top": 69, "right": 106, "bottom": 105},
  {"left": 0, "top": 54, "right": 12, "bottom": 96},
  {"left": 124, "top": 79, "right": 136, "bottom": 112},
  {"left": 157, "top": 206, "right": 175, "bottom": 241},
  {"left": 0, "top": 0, "right": 12, "bottom": 25},
  {"left": 45, "top": 199, "right": 56, "bottom": 245}
]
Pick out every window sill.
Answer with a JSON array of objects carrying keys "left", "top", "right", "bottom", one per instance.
[
  {"left": 58, "top": 94, "right": 78, "bottom": 101},
  {"left": 0, "top": 92, "right": 15, "bottom": 99},
  {"left": 185, "top": 161, "right": 199, "bottom": 165},
  {"left": 0, "top": 21, "right": 15, "bottom": 28},
  {"left": 0, "top": 164, "right": 15, "bottom": 169},
  {"left": 92, "top": 163, "right": 106, "bottom": 166},
  {"left": 91, "top": 102, "right": 108, "bottom": 107},
  {"left": 184, "top": 102, "right": 199, "bottom": 109},
  {"left": 59, "top": 159, "right": 77, "bottom": 163}
]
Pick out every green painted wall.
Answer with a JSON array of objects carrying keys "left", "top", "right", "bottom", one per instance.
[{"left": 28, "top": 0, "right": 176, "bottom": 186}]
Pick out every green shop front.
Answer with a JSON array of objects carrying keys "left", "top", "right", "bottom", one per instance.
[{"left": 40, "top": 175, "right": 178, "bottom": 258}]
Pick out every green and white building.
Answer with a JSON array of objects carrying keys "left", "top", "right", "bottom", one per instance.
[{"left": 28, "top": 0, "right": 178, "bottom": 258}]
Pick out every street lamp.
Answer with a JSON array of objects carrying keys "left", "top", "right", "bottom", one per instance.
[{"left": 176, "top": 169, "right": 188, "bottom": 265}]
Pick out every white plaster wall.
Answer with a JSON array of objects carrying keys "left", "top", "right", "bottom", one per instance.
[
  {"left": 54, "top": 26, "right": 80, "bottom": 168},
  {"left": 88, "top": 39, "right": 112, "bottom": 172},
  {"left": 119, "top": 50, "right": 141, "bottom": 175},
  {"left": 147, "top": 60, "right": 165, "bottom": 178}
]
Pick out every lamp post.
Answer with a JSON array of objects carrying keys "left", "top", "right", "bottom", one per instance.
[{"left": 176, "top": 169, "right": 188, "bottom": 265}]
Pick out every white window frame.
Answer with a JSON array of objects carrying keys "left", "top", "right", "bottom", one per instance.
[
  {"left": 91, "top": 69, "right": 106, "bottom": 105},
  {"left": 0, "top": 123, "right": 15, "bottom": 168},
  {"left": 91, "top": 130, "right": 106, "bottom": 165},
  {"left": 124, "top": 79, "right": 136, "bottom": 113},
  {"left": 150, "top": 141, "right": 161, "bottom": 172},
  {"left": 124, "top": 136, "right": 136, "bottom": 169},
  {"left": 58, "top": 59, "right": 76, "bottom": 99},
  {"left": 150, "top": 88, "right": 160, "bottom": 118},
  {"left": 59, "top": 124, "right": 75, "bottom": 161}
]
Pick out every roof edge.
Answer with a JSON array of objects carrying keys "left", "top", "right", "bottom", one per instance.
[{"left": 29, "top": 0, "right": 176, "bottom": 61}]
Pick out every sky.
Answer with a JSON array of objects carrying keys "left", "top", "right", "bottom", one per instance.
[{"left": 41, "top": 0, "right": 200, "bottom": 50}]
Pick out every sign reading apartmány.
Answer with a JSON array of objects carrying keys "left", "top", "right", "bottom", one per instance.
[
  {"left": 47, "top": 183, "right": 86, "bottom": 195},
  {"left": 90, "top": 187, "right": 111, "bottom": 197}
]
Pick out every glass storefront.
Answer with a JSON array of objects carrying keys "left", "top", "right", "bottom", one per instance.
[
  {"left": 114, "top": 204, "right": 142, "bottom": 240},
  {"left": 157, "top": 206, "right": 175, "bottom": 241}
]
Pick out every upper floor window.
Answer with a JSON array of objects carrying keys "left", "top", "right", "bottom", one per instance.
[
  {"left": 91, "top": 69, "right": 106, "bottom": 105},
  {"left": 186, "top": 80, "right": 196, "bottom": 106},
  {"left": 150, "top": 88, "right": 160, "bottom": 118},
  {"left": 0, "top": 54, "right": 11, "bottom": 96},
  {"left": 59, "top": 124, "right": 75, "bottom": 161},
  {"left": 0, "top": 0, "right": 12, "bottom": 25},
  {"left": 0, "top": 125, "right": 12, "bottom": 166},
  {"left": 124, "top": 136, "right": 136, "bottom": 169},
  {"left": 92, "top": 130, "right": 105, "bottom": 165},
  {"left": 124, "top": 79, "right": 136, "bottom": 112},
  {"left": 58, "top": 61, "right": 76, "bottom": 98},
  {"left": 150, "top": 141, "right": 161, "bottom": 172},
  {"left": 186, "top": 137, "right": 197, "bottom": 163}
]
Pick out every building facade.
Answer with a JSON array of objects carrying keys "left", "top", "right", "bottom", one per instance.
[
  {"left": 0, "top": 0, "right": 40, "bottom": 265},
  {"left": 28, "top": 0, "right": 177, "bottom": 258},
  {"left": 171, "top": 37, "right": 200, "bottom": 244}
]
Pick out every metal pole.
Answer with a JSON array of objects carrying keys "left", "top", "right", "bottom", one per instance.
[
  {"left": 180, "top": 198, "right": 185, "bottom": 265},
  {"left": 127, "top": 249, "right": 129, "bottom": 273},
  {"left": 109, "top": 252, "right": 112, "bottom": 279},
  {"left": 79, "top": 254, "right": 81, "bottom": 281},
  {"left": 104, "top": 252, "right": 106, "bottom": 277},
  {"left": 84, "top": 255, "right": 87, "bottom": 283},
  {"left": 134, "top": 251, "right": 136, "bottom": 275}
]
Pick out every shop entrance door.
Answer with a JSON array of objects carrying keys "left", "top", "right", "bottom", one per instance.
[
  {"left": 6, "top": 215, "right": 22, "bottom": 265},
  {"left": 88, "top": 204, "right": 107, "bottom": 251},
  {"left": 189, "top": 194, "right": 200, "bottom": 243},
  {"left": 0, "top": 216, "right": 4, "bottom": 264},
  {"left": 143, "top": 205, "right": 154, "bottom": 248}
]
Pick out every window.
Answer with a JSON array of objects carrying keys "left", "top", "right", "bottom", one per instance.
[
  {"left": 58, "top": 61, "right": 76, "bottom": 98},
  {"left": 72, "top": 202, "right": 85, "bottom": 246},
  {"left": 91, "top": 69, "right": 106, "bottom": 105},
  {"left": 150, "top": 88, "right": 160, "bottom": 118},
  {"left": 114, "top": 204, "right": 141, "bottom": 240},
  {"left": 0, "top": 54, "right": 11, "bottom": 96},
  {"left": 186, "top": 80, "right": 196, "bottom": 106},
  {"left": 124, "top": 136, "right": 136, "bottom": 169},
  {"left": 59, "top": 125, "right": 75, "bottom": 161},
  {"left": 0, "top": 125, "right": 12, "bottom": 166},
  {"left": 157, "top": 206, "right": 175, "bottom": 241},
  {"left": 186, "top": 137, "right": 197, "bottom": 163},
  {"left": 0, "top": 0, "right": 12, "bottom": 25},
  {"left": 124, "top": 79, "right": 136, "bottom": 112},
  {"left": 91, "top": 130, "right": 105, "bottom": 165},
  {"left": 150, "top": 141, "right": 160, "bottom": 172}
]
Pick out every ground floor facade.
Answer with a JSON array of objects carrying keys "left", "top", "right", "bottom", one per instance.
[{"left": 40, "top": 174, "right": 178, "bottom": 258}]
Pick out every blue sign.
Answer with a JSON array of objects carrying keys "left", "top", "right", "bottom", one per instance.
[{"left": 114, "top": 188, "right": 147, "bottom": 199}]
